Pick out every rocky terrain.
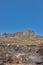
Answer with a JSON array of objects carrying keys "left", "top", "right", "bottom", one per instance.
[
  {"left": 0, "top": 44, "right": 43, "bottom": 65},
  {"left": 0, "top": 30, "right": 43, "bottom": 65},
  {"left": 0, "top": 30, "right": 43, "bottom": 45}
]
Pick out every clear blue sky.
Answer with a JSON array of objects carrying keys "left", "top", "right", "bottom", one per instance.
[{"left": 0, "top": 0, "right": 43, "bottom": 35}]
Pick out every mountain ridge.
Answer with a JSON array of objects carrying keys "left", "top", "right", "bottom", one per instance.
[{"left": 0, "top": 30, "right": 43, "bottom": 45}]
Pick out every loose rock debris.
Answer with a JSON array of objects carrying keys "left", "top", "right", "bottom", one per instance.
[{"left": 0, "top": 44, "right": 43, "bottom": 65}]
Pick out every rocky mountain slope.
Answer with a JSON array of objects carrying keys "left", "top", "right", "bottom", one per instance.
[
  {"left": 0, "top": 30, "right": 43, "bottom": 65},
  {"left": 0, "top": 30, "right": 43, "bottom": 45}
]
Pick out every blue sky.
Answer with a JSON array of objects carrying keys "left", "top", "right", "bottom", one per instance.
[{"left": 0, "top": 0, "right": 43, "bottom": 35}]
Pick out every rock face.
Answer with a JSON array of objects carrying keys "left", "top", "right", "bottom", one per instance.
[
  {"left": 23, "top": 30, "right": 35, "bottom": 37},
  {"left": 1, "top": 30, "right": 35, "bottom": 38},
  {"left": 0, "top": 44, "right": 43, "bottom": 65},
  {"left": 14, "top": 30, "right": 35, "bottom": 37}
]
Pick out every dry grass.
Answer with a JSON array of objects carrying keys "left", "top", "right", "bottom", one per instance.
[{"left": 0, "top": 35, "right": 43, "bottom": 45}]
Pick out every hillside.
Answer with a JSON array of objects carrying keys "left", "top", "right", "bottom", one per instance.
[
  {"left": 0, "top": 30, "right": 43, "bottom": 45},
  {"left": 0, "top": 30, "right": 43, "bottom": 65}
]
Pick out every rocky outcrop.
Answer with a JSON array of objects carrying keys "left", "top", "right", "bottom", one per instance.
[
  {"left": 1, "top": 30, "right": 35, "bottom": 38},
  {"left": 14, "top": 30, "right": 35, "bottom": 37}
]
